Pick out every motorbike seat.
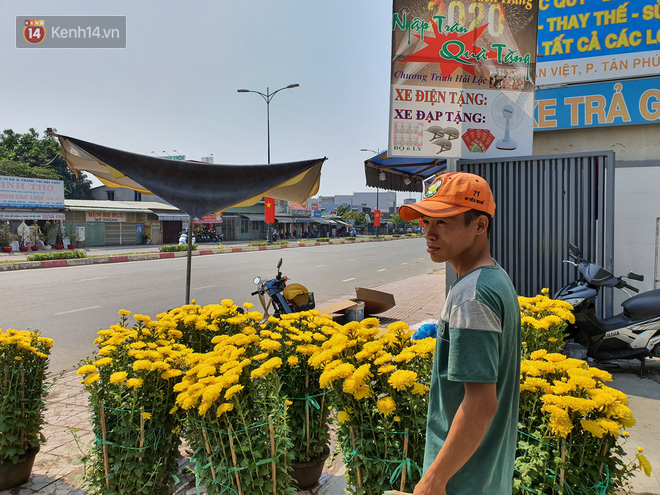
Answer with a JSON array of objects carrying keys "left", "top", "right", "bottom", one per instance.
[{"left": 621, "top": 288, "right": 660, "bottom": 320}]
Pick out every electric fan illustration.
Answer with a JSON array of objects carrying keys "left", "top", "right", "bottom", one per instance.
[{"left": 491, "top": 93, "right": 526, "bottom": 151}]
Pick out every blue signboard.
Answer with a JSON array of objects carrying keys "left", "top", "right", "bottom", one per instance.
[
  {"left": 537, "top": 0, "right": 660, "bottom": 85},
  {"left": 535, "top": 77, "right": 660, "bottom": 130}
]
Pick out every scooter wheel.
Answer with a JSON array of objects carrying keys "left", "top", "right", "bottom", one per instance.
[{"left": 652, "top": 343, "right": 660, "bottom": 358}]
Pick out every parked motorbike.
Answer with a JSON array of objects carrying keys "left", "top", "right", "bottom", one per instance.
[
  {"left": 555, "top": 243, "right": 660, "bottom": 375},
  {"left": 251, "top": 258, "right": 315, "bottom": 319},
  {"left": 196, "top": 230, "right": 223, "bottom": 243}
]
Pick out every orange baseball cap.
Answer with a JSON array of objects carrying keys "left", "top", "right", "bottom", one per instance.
[{"left": 398, "top": 172, "right": 495, "bottom": 221}]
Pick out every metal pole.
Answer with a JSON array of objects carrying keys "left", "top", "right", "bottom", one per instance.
[
  {"left": 185, "top": 215, "right": 193, "bottom": 304},
  {"left": 266, "top": 87, "right": 272, "bottom": 243},
  {"left": 266, "top": 87, "right": 271, "bottom": 165},
  {"left": 376, "top": 186, "right": 379, "bottom": 238}
]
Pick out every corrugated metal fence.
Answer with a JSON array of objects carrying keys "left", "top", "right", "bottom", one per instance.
[{"left": 453, "top": 151, "right": 616, "bottom": 316}]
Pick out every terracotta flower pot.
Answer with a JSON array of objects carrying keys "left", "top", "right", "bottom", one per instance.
[
  {"left": 54, "top": 245, "right": 64, "bottom": 250},
  {"left": 0, "top": 446, "right": 39, "bottom": 490},
  {"left": 31, "top": 246, "right": 39, "bottom": 251},
  {"left": 1, "top": 246, "right": 12, "bottom": 253},
  {"left": 19, "top": 246, "right": 29, "bottom": 252},
  {"left": 290, "top": 445, "right": 330, "bottom": 489},
  {"left": 68, "top": 244, "right": 76, "bottom": 249}
]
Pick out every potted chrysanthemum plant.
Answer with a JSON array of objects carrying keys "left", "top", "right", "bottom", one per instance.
[
  {"left": 173, "top": 330, "right": 297, "bottom": 495},
  {"left": 261, "top": 310, "right": 342, "bottom": 488},
  {"left": 0, "top": 328, "right": 54, "bottom": 490},
  {"left": 76, "top": 310, "right": 190, "bottom": 495},
  {"left": 308, "top": 319, "right": 435, "bottom": 495}
]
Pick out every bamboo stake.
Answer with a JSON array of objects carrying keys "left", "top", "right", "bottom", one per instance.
[
  {"left": 228, "top": 427, "right": 243, "bottom": 495},
  {"left": 139, "top": 408, "right": 145, "bottom": 462},
  {"left": 350, "top": 426, "right": 363, "bottom": 488},
  {"left": 201, "top": 427, "right": 220, "bottom": 493},
  {"left": 268, "top": 415, "right": 277, "bottom": 495},
  {"left": 318, "top": 393, "right": 326, "bottom": 430},
  {"left": 560, "top": 445, "right": 566, "bottom": 487},
  {"left": 599, "top": 443, "right": 609, "bottom": 476},
  {"left": 305, "top": 374, "right": 310, "bottom": 459},
  {"left": 20, "top": 372, "right": 25, "bottom": 446},
  {"left": 99, "top": 404, "right": 110, "bottom": 489},
  {"left": 3, "top": 365, "right": 7, "bottom": 394},
  {"left": 400, "top": 428, "right": 410, "bottom": 492}
]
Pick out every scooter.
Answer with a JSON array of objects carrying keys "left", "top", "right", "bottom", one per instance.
[
  {"left": 178, "top": 230, "right": 196, "bottom": 245},
  {"left": 555, "top": 243, "right": 660, "bottom": 375},
  {"left": 251, "top": 258, "right": 315, "bottom": 319}
]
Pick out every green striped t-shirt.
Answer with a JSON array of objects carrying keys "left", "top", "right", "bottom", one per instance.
[{"left": 422, "top": 262, "right": 521, "bottom": 494}]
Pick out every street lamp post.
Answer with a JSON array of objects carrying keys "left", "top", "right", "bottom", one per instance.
[
  {"left": 238, "top": 84, "right": 299, "bottom": 242},
  {"left": 360, "top": 148, "right": 385, "bottom": 237}
]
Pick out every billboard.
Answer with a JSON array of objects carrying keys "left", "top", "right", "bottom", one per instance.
[
  {"left": 0, "top": 176, "right": 64, "bottom": 208},
  {"left": 535, "top": 77, "right": 660, "bottom": 130},
  {"left": 536, "top": 0, "right": 660, "bottom": 86},
  {"left": 389, "top": 0, "right": 539, "bottom": 159}
]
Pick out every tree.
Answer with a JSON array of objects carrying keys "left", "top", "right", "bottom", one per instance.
[
  {"left": 0, "top": 128, "right": 92, "bottom": 199},
  {"left": 336, "top": 205, "right": 351, "bottom": 219},
  {"left": 0, "top": 160, "right": 59, "bottom": 180}
]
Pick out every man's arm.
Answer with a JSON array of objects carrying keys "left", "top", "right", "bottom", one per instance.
[{"left": 413, "top": 382, "right": 498, "bottom": 495}]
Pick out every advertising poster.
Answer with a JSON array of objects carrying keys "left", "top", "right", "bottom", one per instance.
[
  {"left": 537, "top": 0, "right": 660, "bottom": 86},
  {"left": 389, "top": 0, "right": 539, "bottom": 159}
]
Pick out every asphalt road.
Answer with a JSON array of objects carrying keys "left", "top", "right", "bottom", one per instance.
[{"left": 1, "top": 238, "right": 432, "bottom": 372}]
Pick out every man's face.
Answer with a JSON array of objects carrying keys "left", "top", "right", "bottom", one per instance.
[{"left": 421, "top": 212, "right": 477, "bottom": 264}]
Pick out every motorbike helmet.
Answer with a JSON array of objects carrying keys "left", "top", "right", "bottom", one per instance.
[{"left": 283, "top": 283, "right": 310, "bottom": 309}]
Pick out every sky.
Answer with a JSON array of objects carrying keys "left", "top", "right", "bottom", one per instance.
[{"left": 2, "top": 1, "right": 398, "bottom": 200}]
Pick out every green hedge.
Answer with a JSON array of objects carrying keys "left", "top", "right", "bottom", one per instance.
[
  {"left": 160, "top": 244, "right": 198, "bottom": 252},
  {"left": 27, "top": 250, "right": 87, "bottom": 261}
]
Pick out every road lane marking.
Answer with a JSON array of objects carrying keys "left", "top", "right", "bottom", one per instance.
[
  {"left": 193, "top": 285, "right": 218, "bottom": 290},
  {"left": 80, "top": 277, "right": 109, "bottom": 282},
  {"left": 401, "top": 262, "right": 408, "bottom": 265},
  {"left": 378, "top": 269, "right": 387, "bottom": 272},
  {"left": 54, "top": 305, "right": 102, "bottom": 315},
  {"left": 314, "top": 264, "right": 326, "bottom": 268},
  {"left": 342, "top": 277, "right": 356, "bottom": 282}
]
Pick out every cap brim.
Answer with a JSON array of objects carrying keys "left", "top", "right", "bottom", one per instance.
[{"left": 399, "top": 202, "right": 470, "bottom": 221}]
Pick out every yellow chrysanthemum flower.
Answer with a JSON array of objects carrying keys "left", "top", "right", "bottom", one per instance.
[{"left": 377, "top": 397, "right": 396, "bottom": 416}]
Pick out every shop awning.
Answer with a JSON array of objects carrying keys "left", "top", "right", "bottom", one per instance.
[
  {"left": 364, "top": 152, "right": 446, "bottom": 192},
  {"left": 241, "top": 214, "right": 265, "bottom": 221},
  {"left": 315, "top": 218, "right": 332, "bottom": 225},
  {"left": 68, "top": 206, "right": 153, "bottom": 214},
  {"left": 294, "top": 218, "right": 315, "bottom": 223},
  {"left": 275, "top": 216, "right": 294, "bottom": 223},
  {"left": 155, "top": 213, "right": 190, "bottom": 221}
]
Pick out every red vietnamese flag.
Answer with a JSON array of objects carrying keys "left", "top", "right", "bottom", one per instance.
[
  {"left": 374, "top": 209, "right": 381, "bottom": 227},
  {"left": 419, "top": 218, "right": 423, "bottom": 227},
  {"left": 264, "top": 197, "right": 275, "bottom": 223}
]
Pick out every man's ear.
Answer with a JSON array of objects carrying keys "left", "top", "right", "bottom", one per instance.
[{"left": 474, "top": 214, "right": 489, "bottom": 235}]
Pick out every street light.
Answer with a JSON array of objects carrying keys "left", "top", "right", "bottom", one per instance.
[
  {"left": 238, "top": 83, "right": 300, "bottom": 242},
  {"left": 237, "top": 83, "right": 299, "bottom": 165},
  {"left": 360, "top": 148, "right": 386, "bottom": 237}
]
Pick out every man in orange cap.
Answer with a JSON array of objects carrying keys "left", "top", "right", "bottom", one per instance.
[{"left": 399, "top": 172, "right": 520, "bottom": 495}]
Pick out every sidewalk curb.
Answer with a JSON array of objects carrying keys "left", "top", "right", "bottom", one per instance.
[{"left": 0, "top": 236, "right": 413, "bottom": 272}]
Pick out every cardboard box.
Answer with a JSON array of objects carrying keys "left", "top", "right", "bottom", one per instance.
[
  {"left": 355, "top": 287, "right": 396, "bottom": 315},
  {"left": 316, "top": 287, "right": 396, "bottom": 320}
]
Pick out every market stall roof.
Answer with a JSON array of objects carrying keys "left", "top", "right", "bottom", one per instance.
[
  {"left": 364, "top": 152, "right": 446, "bottom": 192},
  {"left": 56, "top": 133, "right": 326, "bottom": 219}
]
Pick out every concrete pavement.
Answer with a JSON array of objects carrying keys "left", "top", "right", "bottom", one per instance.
[{"left": 1, "top": 245, "right": 659, "bottom": 494}]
